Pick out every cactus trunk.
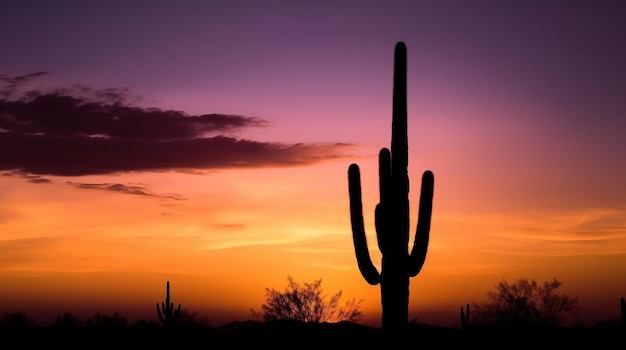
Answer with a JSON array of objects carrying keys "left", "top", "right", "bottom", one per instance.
[{"left": 348, "top": 41, "right": 434, "bottom": 330}]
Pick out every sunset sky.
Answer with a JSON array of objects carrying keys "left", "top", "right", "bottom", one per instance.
[{"left": 1, "top": 1, "right": 625, "bottom": 328}]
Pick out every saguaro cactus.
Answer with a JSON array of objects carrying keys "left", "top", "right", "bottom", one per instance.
[
  {"left": 348, "top": 41, "right": 434, "bottom": 330},
  {"left": 460, "top": 303, "right": 470, "bottom": 329},
  {"left": 156, "top": 281, "right": 181, "bottom": 327}
]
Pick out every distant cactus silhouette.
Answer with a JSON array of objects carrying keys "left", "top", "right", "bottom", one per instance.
[
  {"left": 619, "top": 297, "right": 626, "bottom": 327},
  {"left": 156, "top": 281, "right": 181, "bottom": 327},
  {"left": 460, "top": 303, "right": 470, "bottom": 329},
  {"left": 348, "top": 41, "right": 434, "bottom": 330}
]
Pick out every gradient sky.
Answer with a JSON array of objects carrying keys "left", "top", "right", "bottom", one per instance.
[{"left": 1, "top": 0, "right": 625, "bottom": 328}]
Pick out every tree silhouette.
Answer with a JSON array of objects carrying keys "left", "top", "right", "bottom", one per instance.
[
  {"left": 348, "top": 41, "right": 434, "bottom": 330},
  {"left": 471, "top": 277, "right": 578, "bottom": 328},
  {"left": 252, "top": 276, "right": 363, "bottom": 323}
]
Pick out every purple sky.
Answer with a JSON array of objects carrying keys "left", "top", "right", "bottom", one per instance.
[{"left": 3, "top": 0, "right": 625, "bottom": 174}]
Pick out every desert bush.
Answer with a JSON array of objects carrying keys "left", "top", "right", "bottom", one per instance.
[
  {"left": 252, "top": 276, "right": 363, "bottom": 323},
  {"left": 50, "top": 311, "right": 83, "bottom": 329},
  {"left": 85, "top": 311, "right": 127, "bottom": 330},
  {"left": 0, "top": 311, "right": 34, "bottom": 329},
  {"left": 472, "top": 277, "right": 578, "bottom": 327}
]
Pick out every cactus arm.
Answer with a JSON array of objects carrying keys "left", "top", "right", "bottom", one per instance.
[
  {"left": 156, "top": 302, "right": 165, "bottom": 323},
  {"left": 408, "top": 170, "right": 434, "bottom": 276},
  {"left": 348, "top": 163, "right": 381, "bottom": 285}
]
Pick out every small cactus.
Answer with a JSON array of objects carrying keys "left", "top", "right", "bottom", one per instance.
[
  {"left": 619, "top": 297, "right": 626, "bottom": 327},
  {"left": 460, "top": 303, "right": 470, "bottom": 329},
  {"left": 156, "top": 281, "right": 181, "bottom": 327}
]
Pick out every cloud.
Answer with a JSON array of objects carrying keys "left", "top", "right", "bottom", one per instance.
[
  {"left": 2, "top": 170, "right": 51, "bottom": 184},
  {"left": 66, "top": 181, "right": 187, "bottom": 200},
  {"left": 0, "top": 72, "right": 49, "bottom": 100},
  {"left": 560, "top": 208, "right": 626, "bottom": 237},
  {"left": 0, "top": 73, "right": 351, "bottom": 176}
]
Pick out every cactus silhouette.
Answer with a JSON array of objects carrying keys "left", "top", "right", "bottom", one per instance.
[
  {"left": 156, "top": 281, "right": 181, "bottom": 327},
  {"left": 619, "top": 297, "right": 626, "bottom": 327},
  {"left": 348, "top": 41, "right": 434, "bottom": 330},
  {"left": 460, "top": 303, "right": 470, "bottom": 329}
]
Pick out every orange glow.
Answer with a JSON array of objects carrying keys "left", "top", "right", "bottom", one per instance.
[{"left": 2, "top": 150, "right": 626, "bottom": 328}]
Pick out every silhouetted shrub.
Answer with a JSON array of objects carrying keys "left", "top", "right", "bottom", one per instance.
[
  {"left": 251, "top": 275, "right": 363, "bottom": 323},
  {"left": 130, "top": 319, "right": 159, "bottom": 330},
  {"left": 171, "top": 309, "right": 211, "bottom": 329},
  {"left": 50, "top": 311, "right": 83, "bottom": 329},
  {"left": 471, "top": 277, "right": 579, "bottom": 328},
  {"left": 85, "top": 311, "right": 127, "bottom": 330},
  {"left": 0, "top": 311, "right": 34, "bottom": 329}
]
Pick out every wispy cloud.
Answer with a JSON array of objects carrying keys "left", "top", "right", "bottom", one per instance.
[
  {"left": 2, "top": 170, "right": 51, "bottom": 184},
  {"left": 66, "top": 181, "right": 187, "bottom": 200},
  {"left": 0, "top": 73, "right": 351, "bottom": 176},
  {"left": 476, "top": 208, "right": 626, "bottom": 256}
]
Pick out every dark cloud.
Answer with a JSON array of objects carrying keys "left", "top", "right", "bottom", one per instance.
[
  {"left": 28, "top": 178, "right": 51, "bottom": 184},
  {"left": 66, "top": 182, "right": 187, "bottom": 200},
  {"left": 0, "top": 73, "right": 350, "bottom": 176},
  {"left": 0, "top": 72, "right": 49, "bottom": 100},
  {"left": 2, "top": 170, "right": 51, "bottom": 184}
]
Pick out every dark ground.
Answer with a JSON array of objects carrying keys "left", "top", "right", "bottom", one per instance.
[{"left": 3, "top": 320, "right": 625, "bottom": 349}]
